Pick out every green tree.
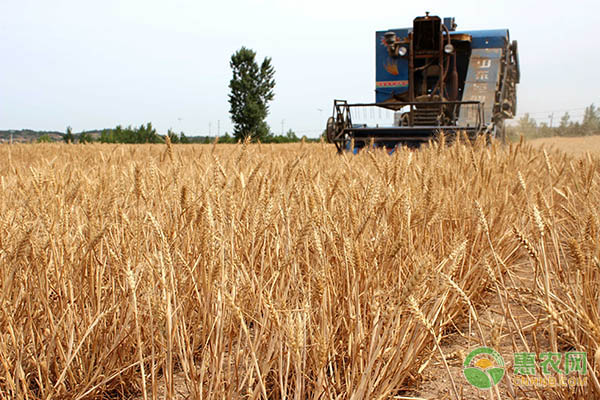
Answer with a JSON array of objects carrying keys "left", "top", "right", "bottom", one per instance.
[
  {"left": 228, "top": 47, "right": 275, "bottom": 141},
  {"left": 79, "top": 132, "right": 93, "bottom": 143},
  {"left": 559, "top": 112, "right": 571, "bottom": 128},
  {"left": 37, "top": 134, "right": 52, "bottom": 143},
  {"left": 100, "top": 130, "right": 114, "bottom": 143},
  {"left": 134, "top": 123, "right": 160, "bottom": 143},
  {"left": 64, "top": 126, "right": 74, "bottom": 143},
  {"left": 179, "top": 132, "right": 189, "bottom": 144},
  {"left": 106, "top": 123, "right": 161, "bottom": 143},
  {"left": 558, "top": 112, "right": 571, "bottom": 136},
  {"left": 167, "top": 129, "right": 181, "bottom": 144},
  {"left": 583, "top": 104, "right": 600, "bottom": 135},
  {"left": 285, "top": 129, "right": 298, "bottom": 141},
  {"left": 221, "top": 132, "right": 235, "bottom": 143},
  {"left": 517, "top": 113, "right": 537, "bottom": 137}
]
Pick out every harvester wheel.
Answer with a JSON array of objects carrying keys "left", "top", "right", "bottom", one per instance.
[{"left": 326, "top": 116, "right": 336, "bottom": 143}]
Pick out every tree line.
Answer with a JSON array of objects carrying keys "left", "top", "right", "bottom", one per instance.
[
  {"left": 37, "top": 124, "right": 311, "bottom": 144},
  {"left": 44, "top": 46, "right": 284, "bottom": 144},
  {"left": 509, "top": 104, "right": 600, "bottom": 139}
]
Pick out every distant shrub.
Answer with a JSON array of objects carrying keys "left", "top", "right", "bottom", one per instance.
[{"left": 37, "top": 134, "right": 52, "bottom": 143}]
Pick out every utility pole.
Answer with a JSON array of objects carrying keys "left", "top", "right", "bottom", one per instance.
[
  {"left": 549, "top": 113, "right": 554, "bottom": 128},
  {"left": 217, "top": 120, "right": 220, "bottom": 136}
]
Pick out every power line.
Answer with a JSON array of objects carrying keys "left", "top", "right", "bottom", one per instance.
[
  {"left": 516, "top": 106, "right": 593, "bottom": 117},
  {"left": 528, "top": 108, "right": 585, "bottom": 114}
]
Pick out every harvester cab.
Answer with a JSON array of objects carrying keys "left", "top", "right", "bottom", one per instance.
[{"left": 325, "top": 13, "right": 520, "bottom": 153}]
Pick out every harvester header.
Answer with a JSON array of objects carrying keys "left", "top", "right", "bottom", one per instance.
[{"left": 326, "top": 13, "right": 520, "bottom": 152}]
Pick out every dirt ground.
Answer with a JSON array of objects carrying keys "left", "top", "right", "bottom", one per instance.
[
  {"left": 144, "top": 263, "right": 575, "bottom": 400},
  {"left": 410, "top": 263, "right": 554, "bottom": 400},
  {"left": 407, "top": 137, "right": 599, "bottom": 400}
]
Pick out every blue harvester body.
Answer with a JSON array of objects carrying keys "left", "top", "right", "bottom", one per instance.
[{"left": 326, "top": 15, "right": 520, "bottom": 152}]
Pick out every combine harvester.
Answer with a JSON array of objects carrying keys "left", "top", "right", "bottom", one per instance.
[{"left": 325, "top": 13, "right": 520, "bottom": 152}]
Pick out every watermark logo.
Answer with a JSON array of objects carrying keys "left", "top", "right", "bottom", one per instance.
[
  {"left": 463, "top": 348, "right": 589, "bottom": 389},
  {"left": 512, "top": 351, "right": 588, "bottom": 388},
  {"left": 463, "top": 347, "right": 505, "bottom": 389}
]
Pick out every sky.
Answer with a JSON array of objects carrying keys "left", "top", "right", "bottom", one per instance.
[{"left": 2, "top": 0, "right": 599, "bottom": 137}]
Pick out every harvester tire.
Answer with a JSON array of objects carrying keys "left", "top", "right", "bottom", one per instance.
[{"left": 326, "top": 117, "right": 336, "bottom": 143}]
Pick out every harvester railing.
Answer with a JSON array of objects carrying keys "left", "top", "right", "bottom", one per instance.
[{"left": 330, "top": 100, "right": 485, "bottom": 151}]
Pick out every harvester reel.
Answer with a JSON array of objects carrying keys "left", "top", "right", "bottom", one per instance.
[
  {"left": 326, "top": 116, "right": 336, "bottom": 143},
  {"left": 327, "top": 114, "right": 350, "bottom": 153}
]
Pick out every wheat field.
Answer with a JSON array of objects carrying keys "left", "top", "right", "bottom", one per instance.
[
  {"left": 1, "top": 139, "right": 599, "bottom": 399},
  {"left": 529, "top": 135, "right": 600, "bottom": 155}
]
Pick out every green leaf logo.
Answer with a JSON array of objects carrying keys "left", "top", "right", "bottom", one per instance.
[{"left": 463, "top": 347, "right": 505, "bottom": 389}]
